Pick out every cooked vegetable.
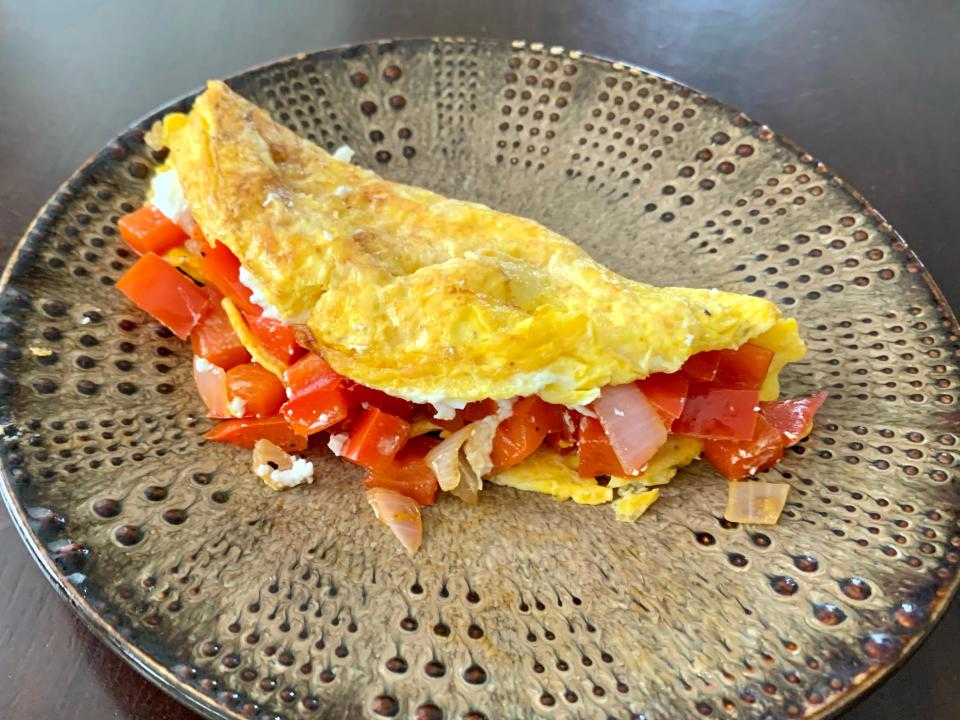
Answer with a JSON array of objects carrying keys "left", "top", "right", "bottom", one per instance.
[
  {"left": 118, "top": 205, "right": 189, "bottom": 255},
  {"left": 224, "top": 363, "right": 286, "bottom": 418},
  {"left": 283, "top": 352, "right": 345, "bottom": 399},
  {"left": 281, "top": 386, "right": 351, "bottom": 436},
  {"left": 680, "top": 350, "right": 721, "bottom": 381},
  {"left": 199, "top": 241, "right": 260, "bottom": 316},
  {"left": 703, "top": 415, "right": 786, "bottom": 480},
  {"left": 364, "top": 435, "right": 441, "bottom": 506},
  {"left": 348, "top": 384, "right": 416, "bottom": 420},
  {"left": 193, "top": 356, "right": 230, "bottom": 417},
  {"left": 673, "top": 384, "right": 760, "bottom": 441},
  {"left": 635, "top": 371, "right": 689, "bottom": 421},
  {"left": 220, "top": 298, "right": 288, "bottom": 379},
  {"left": 576, "top": 415, "right": 625, "bottom": 478},
  {"left": 592, "top": 383, "right": 667, "bottom": 476},
  {"left": 191, "top": 292, "right": 251, "bottom": 369},
  {"left": 425, "top": 423, "right": 475, "bottom": 492},
  {"left": 490, "top": 396, "right": 563, "bottom": 471},
  {"left": 761, "top": 391, "right": 828, "bottom": 442},
  {"left": 367, "top": 487, "right": 423, "bottom": 554},
  {"left": 116, "top": 252, "right": 209, "bottom": 340},
  {"left": 724, "top": 481, "right": 790, "bottom": 524},
  {"left": 205, "top": 415, "right": 307, "bottom": 452},
  {"left": 342, "top": 407, "right": 411, "bottom": 470},
  {"left": 714, "top": 343, "right": 775, "bottom": 390},
  {"left": 244, "top": 312, "right": 305, "bottom": 365}
]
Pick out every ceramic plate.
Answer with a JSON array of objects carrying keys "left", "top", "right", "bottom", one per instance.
[{"left": 1, "top": 38, "right": 958, "bottom": 720}]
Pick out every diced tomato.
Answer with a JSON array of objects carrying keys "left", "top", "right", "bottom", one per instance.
[
  {"left": 342, "top": 407, "right": 411, "bottom": 470},
  {"left": 116, "top": 252, "right": 209, "bottom": 340},
  {"left": 281, "top": 386, "right": 351, "bottom": 436},
  {"left": 672, "top": 383, "right": 760, "bottom": 441},
  {"left": 636, "top": 372, "right": 689, "bottom": 421},
  {"left": 199, "top": 241, "right": 260, "bottom": 316},
  {"left": 761, "top": 390, "right": 828, "bottom": 443},
  {"left": 592, "top": 383, "right": 667, "bottom": 475},
  {"left": 364, "top": 435, "right": 441, "bottom": 506},
  {"left": 546, "top": 408, "right": 579, "bottom": 454},
  {"left": 191, "top": 292, "right": 251, "bottom": 369},
  {"left": 244, "top": 313, "right": 305, "bottom": 365},
  {"left": 681, "top": 351, "right": 721, "bottom": 381},
  {"left": 118, "top": 205, "right": 188, "bottom": 255},
  {"left": 702, "top": 414, "right": 785, "bottom": 480},
  {"left": 432, "top": 410, "right": 466, "bottom": 433},
  {"left": 225, "top": 363, "right": 286, "bottom": 417},
  {"left": 463, "top": 399, "right": 498, "bottom": 422},
  {"left": 490, "top": 396, "right": 558, "bottom": 471},
  {"left": 283, "top": 353, "right": 345, "bottom": 400},
  {"left": 349, "top": 385, "right": 416, "bottom": 420},
  {"left": 204, "top": 415, "right": 307, "bottom": 452},
  {"left": 193, "top": 357, "right": 230, "bottom": 418},
  {"left": 576, "top": 415, "right": 625, "bottom": 478},
  {"left": 714, "top": 343, "right": 775, "bottom": 390}
]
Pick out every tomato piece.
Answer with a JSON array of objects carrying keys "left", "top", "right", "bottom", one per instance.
[
  {"left": 364, "top": 435, "right": 441, "bottom": 506},
  {"left": 636, "top": 372, "right": 689, "bottom": 421},
  {"left": 191, "top": 292, "right": 251, "bottom": 370},
  {"left": 342, "top": 407, "right": 412, "bottom": 470},
  {"left": 349, "top": 385, "right": 416, "bottom": 420},
  {"left": 490, "top": 396, "right": 556, "bottom": 471},
  {"left": 199, "top": 241, "right": 260, "bottom": 316},
  {"left": 761, "top": 390, "right": 827, "bottom": 444},
  {"left": 284, "top": 353, "right": 345, "bottom": 399},
  {"left": 116, "top": 252, "right": 209, "bottom": 340},
  {"left": 576, "top": 415, "right": 625, "bottom": 478},
  {"left": 672, "top": 383, "right": 760, "bottom": 441},
  {"left": 204, "top": 415, "right": 307, "bottom": 452},
  {"left": 225, "top": 363, "right": 286, "bottom": 418},
  {"left": 244, "top": 312, "right": 306, "bottom": 365},
  {"left": 546, "top": 408, "right": 580, "bottom": 454},
  {"left": 281, "top": 386, "right": 351, "bottom": 436},
  {"left": 462, "top": 399, "right": 498, "bottom": 422},
  {"left": 714, "top": 343, "right": 775, "bottom": 390},
  {"left": 702, "top": 414, "right": 785, "bottom": 480},
  {"left": 118, "top": 205, "right": 188, "bottom": 255},
  {"left": 681, "top": 350, "right": 721, "bottom": 381},
  {"left": 432, "top": 409, "right": 466, "bottom": 433}
]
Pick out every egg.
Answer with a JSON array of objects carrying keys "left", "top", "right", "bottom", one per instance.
[
  {"left": 160, "top": 81, "right": 795, "bottom": 410},
  {"left": 488, "top": 450, "right": 612, "bottom": 505}
]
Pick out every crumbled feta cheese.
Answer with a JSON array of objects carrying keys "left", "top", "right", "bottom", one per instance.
[
  {"left": 333, "top": 185, "right": 350, "bottom": 197},
  {"left": 613, "top": 408, "right": 625, "bottom": 417},
  {"left": 228, "top": 397, "right": 247, "bottom": 418},
  {"left": 684, "top": 334, "right": 694, "bottom": 346},
  {"left": 332, "top": 145, "right": 355, "bottom": 163},
  {"left": 194, "top": 357, "right": 217, "bottom": 373},
  {"left": 378, "top": 435, "right": 400, "bottom": 454},
  {"left": 237, "top": 265, "right": 311, "bottom": 323},
  {"left": 327, "top": 433, "right": 348, "bottom": 457},
  {"left": 148, "top": 168, "right": 196, "bottom": 234},
  {"left": 267, "top": 456, "right": 314, "bottom": 488}
]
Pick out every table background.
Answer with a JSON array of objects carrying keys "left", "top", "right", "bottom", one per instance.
[{"left": 2, "top": 1, "right": 958, "bottom": 718}]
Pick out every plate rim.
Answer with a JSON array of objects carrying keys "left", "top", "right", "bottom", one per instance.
[{"left": 1, "top": 35, "right": 958, "bottom": 720}]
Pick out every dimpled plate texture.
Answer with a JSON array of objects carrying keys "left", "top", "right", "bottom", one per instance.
[{"left": 1, "top": 37, "right": 959, "bottom": 720}]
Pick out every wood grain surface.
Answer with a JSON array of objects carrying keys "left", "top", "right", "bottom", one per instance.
[{"left": 1, "top": 1, "right": 958, "bottom": 718}]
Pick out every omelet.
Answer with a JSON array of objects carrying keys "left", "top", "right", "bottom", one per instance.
[
  {"left": 143, "top": 82, "right": 816, "bottom": 524},
  {"left": 155, "top": 81, "right": 793, "bottom": 412}
]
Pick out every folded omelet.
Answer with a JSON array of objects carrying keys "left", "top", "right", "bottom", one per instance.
[{"left": 156, "top": 81, "right": 801, "bottom": 415}]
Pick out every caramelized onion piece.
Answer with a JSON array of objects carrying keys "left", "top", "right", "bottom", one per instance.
[
  {"left": 367, "top": 487, "right": 423, "bottom": 554},
  {"left": 724, "top": 481, "right": 790, "bottom": 525}
]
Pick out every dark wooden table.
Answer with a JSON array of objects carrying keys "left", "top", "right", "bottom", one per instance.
[{"left": 2, "top": 1, "right": 958, "bottom": 718}]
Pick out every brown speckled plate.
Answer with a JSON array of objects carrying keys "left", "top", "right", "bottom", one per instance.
[{"left": 1, "top": 38, "right": 958, "bottom": 720}]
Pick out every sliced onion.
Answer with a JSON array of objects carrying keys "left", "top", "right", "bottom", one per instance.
[
  {"left": 193, "top": 356, "right": 230, "bottom": 417},
  {"left": 724, "top": 481, "right": 790, "bottom": 525},
  {"left": 367, "top": 487, "right": 423, "bottom": 554},
  {"left": 592, "top": 383, "right": 667, "bottom": 476},
  {"left": 426, "top": 424, "right": 474, "bottom": 491}
]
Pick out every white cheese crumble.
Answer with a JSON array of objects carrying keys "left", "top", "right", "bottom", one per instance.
[
  {"left": 333, "top": 185, "right": 350, "bottom": 197},
  {"left": 148, "top": 168, "right": 196, "bottom": 234},
  {"left": 194, "top": 357, "right": 217, "bottom": 373},
  {"left": 237, "top": 265, "right": 311, "bottom": 324},
  {"left": 327, "top": 433, "right": 348, "bottom": 457},
  {"left": 228, "top": 397, "right": 247, "bottom": 418},
  {"left": 332, "top": 145, "right": 355, "bottom": 163},
  {"left": 266, "top": 456, "right": 315, "bottom": 488}
]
